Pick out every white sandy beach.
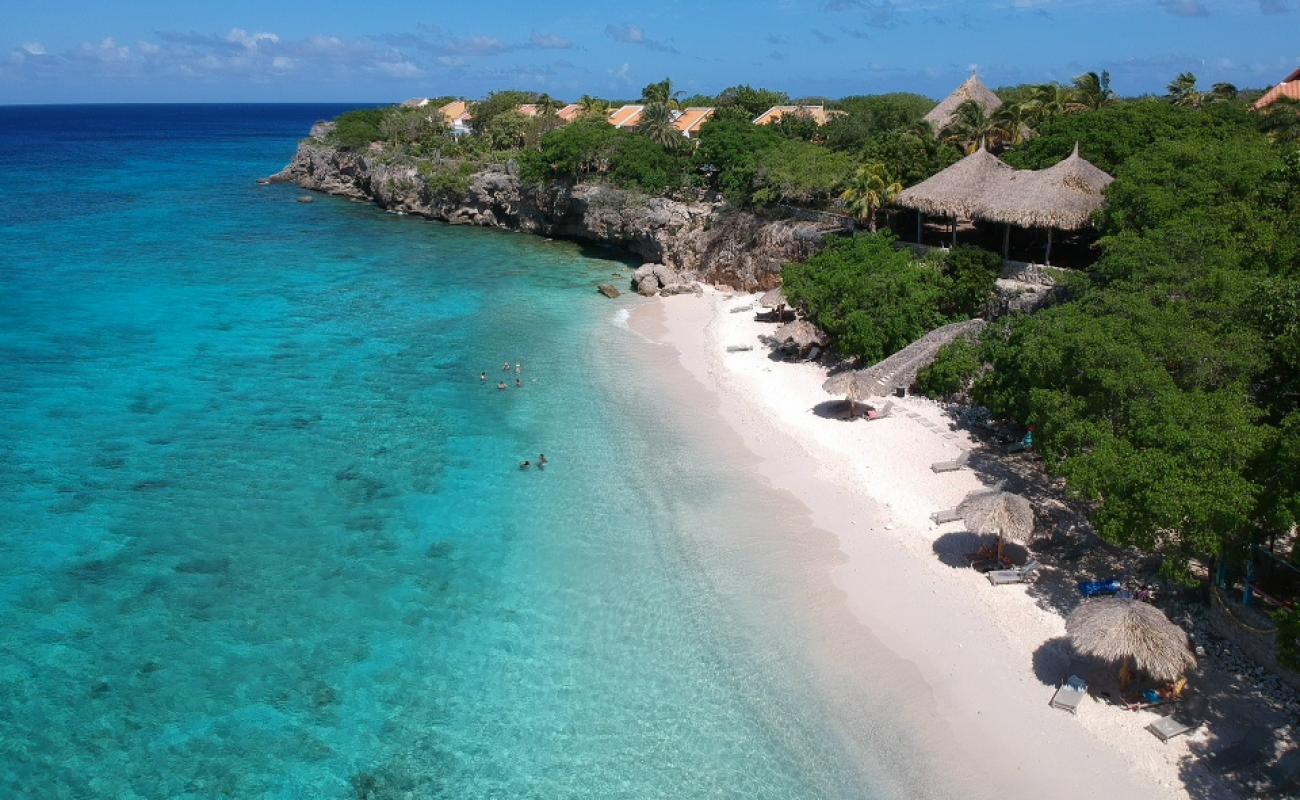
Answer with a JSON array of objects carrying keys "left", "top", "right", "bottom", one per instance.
[{"left": 630, "top": 288, "right": 1234, "bottom": 800}]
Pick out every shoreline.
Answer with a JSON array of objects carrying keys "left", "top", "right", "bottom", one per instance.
[{"left": 629, "top": 288, "right": 1226, "bottom": 800}]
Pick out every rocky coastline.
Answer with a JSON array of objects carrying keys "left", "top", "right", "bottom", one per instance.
[{"left": 269, "top": 141, "right": 847, "bottom": 291}]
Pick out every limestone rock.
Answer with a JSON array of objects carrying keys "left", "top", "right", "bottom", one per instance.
[{"left": 597, "top": 284, "right": 620, "bottom": 299}]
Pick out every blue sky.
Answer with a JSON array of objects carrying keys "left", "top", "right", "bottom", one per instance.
[{"left": 2, "top": 1, "right": 1296, "bottom": 103}]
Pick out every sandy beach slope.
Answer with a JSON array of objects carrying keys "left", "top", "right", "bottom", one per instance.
[{"left": 631, "top": 289, "right": 1234, "bottom": 800}]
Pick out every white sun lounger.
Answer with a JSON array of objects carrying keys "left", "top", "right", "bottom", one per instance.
[
  {"left": 986, "top": 560, "right": 1042, "bottom": 585},
  {"left": 1147, "top": 715, "right": 1199, "bottom": 742},
  {"left": 1050, "top": 675, "right": 1088, "bottom": 714},
  {"left": 725, "top": 344, "right": 753, "bottom": 352},
  {"left": 931, "top": 509, "right": 963, "bottom": 524},
  {"left": 930, "top": 449, "right": 971, "bottom": 473},
  {"left": 729, "top": 304, "right": 754, "bottom": 313}
]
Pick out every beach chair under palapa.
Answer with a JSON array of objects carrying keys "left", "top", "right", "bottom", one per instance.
[
  {"left": 986, "top": 560, "right": 1042, "bottom": 586},
  {"left": 1147, "top": 714, "right": 1200, "bottom": 742},
  {"left": 1050, "top": 675, "right": 1088, "bottom": 714}
]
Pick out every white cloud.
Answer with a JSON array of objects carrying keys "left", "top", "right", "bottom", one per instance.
[{"left": 22, "top": 42, "right": 46, "bottom": 56}]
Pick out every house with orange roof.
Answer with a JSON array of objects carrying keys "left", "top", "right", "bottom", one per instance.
[
  {"left": 752, "top": 105, "right": 844, "bottom": 126},
  {"left": 439, "top": 100, "right": 473, "bottom": 137},
  {"left": 557, "top": 104, "right": 585, "bottom": 123},
  {"left": 673, "top": 107, "right": 715, "bottom": 138},
  {"left": 607, "top": 104, "right": 645, "bottom": 128},
  {"left": 1253, "top": 67, "right": 1300, "bottom": 111}
]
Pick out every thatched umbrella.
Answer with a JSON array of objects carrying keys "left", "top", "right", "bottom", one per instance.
[
  {"left": 769, "top": 319, "right": 827, "bottom": 352},
  {"left": 895, "top": 147, "right": 1013, "bottom": 246},
  {"left": 957, "top": 490, "right": 1034, "bottom": 561},
  {"left": 923, "top": 73, "right": 1003, "bottom": 133},
  {"left": 759, "top": 287, "right": 788, "bottom": 310},
  {"left": 822, "top": 370, "right": 874, "bottom": 417},
  {"left": 1066, "top": 598, "right": 1196, "bottom": 689}
]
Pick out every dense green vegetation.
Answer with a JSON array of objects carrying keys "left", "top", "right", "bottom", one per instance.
[
  {"left": 782, "top": 236, "right": 998, "bottom": 364},
  {"left": 913, "top": 91, "right": 1300, "bottom": 584}
]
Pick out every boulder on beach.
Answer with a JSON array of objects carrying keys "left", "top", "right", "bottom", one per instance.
[
  {"left": 296, "top": 195, "right": 315, "bottom": 204},
  {"left": 597, "top": 284, "right": 621, "bottom": 299}
]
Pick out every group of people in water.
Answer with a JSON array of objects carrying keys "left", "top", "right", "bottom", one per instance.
[
  {"left": 480, "top": 361, "right": 524, "bottom": 391},
  {"left": 479, "top": 360, "right": 548, "bottom": 471}
]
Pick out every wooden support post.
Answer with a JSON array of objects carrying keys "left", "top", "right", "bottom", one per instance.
[
  {"left": 951, "top": 216, "right": 957, "bottom": 248},
  {"left": 1002, "top": 224, "right": 1011, "bottom": 259},
  {"left": 916, "top": 211, "right": 922, "bottom": 244},
  {"left": 1044, "top": 228, "right": 1054, "bottom": 265}
]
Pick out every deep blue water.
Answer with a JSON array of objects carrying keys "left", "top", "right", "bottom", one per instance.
[{"left": 0, "top": 105, "right": 883, "bottom": 798}]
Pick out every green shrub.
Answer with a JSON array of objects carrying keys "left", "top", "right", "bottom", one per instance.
[
  {"left": 939, "top": 245, "right": 1002, "bottom": 317},
  {"left": 330, "top": 108, "right": 388, "bottom": 150},
  {"left": 782, "top": 233, "right": 950, "bottom": 363},
  {"left": 749, "top": 139, "right": 858, "bottom": 207},
  {"left": 1273, "top": 607, "right": 1300, "bottom": 671},
  {"left": 917, "top": 337, "right": 983, "bottom": 399}
]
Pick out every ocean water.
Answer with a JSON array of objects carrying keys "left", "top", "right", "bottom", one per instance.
[{"left": 0, "top": 105, "right": 908, "bottom": 799}]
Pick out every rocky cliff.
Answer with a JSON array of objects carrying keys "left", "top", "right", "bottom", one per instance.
[{"left": 269, "top": 142, "right": 848, "bottom": 290}]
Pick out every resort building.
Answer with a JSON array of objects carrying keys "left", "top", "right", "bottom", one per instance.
[
  {"left": 923, "top": 73, "right": 1003, "bottom": 132},
  {"left": 557, "top": 103, "right": 585, "bottom": 123},
  {"left": 400, "top": 97, "right": 430, "bottom": 109},
  {"left": 895, "top": 143, "right": 1113, "bottom": 266},
  {"left": 438, "top": 100, "right": 473, "bottom": 138},
  {"left": 607, "top": 104, "right": 645, "bottom": 129},
  {"left": 672, "top": 107, "right": 716, "bottom": 138},
  {"left": 1253, "top": 67, "right": 1300, "bottom": 111},
  {"left": 752, "top": 105, "right": 844, "bottom": 126}
]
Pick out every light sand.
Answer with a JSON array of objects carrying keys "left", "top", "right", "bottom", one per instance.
[{"left": 631, "top": 288, "right": 1224, "bottom": 800}]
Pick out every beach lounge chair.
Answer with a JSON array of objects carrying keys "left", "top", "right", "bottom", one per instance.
[
  {"left": 866, "top": 401, "right": 895, "bottom": 421},
  {"left": 725, "top": 344, "right": 753, "bottom": 352},
  {"left": 729, "top": 303, "right": 754, "bottom": 313},
  {"left": 986, "top": 560, "right": 1042, "bottom": 585},
  {"left": 1050, "top": 675, "right": 1088, "bottom": 714},
  {"left": 1147, "top": 714, "right": 1200, "bottom": 742},
  {"left": 931, "top": 508, "right": 962, "bottom": 524},
  {"left": 930, "top": 449, "right": 970, "bottom": 473}
]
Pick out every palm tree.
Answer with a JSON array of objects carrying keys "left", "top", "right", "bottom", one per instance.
[
  {"left": 1069, "top": 70, "right": 1114, "bottom": 112},
  {"left": 578, "top": 94, "right": 610, "bottom": 117},
  {"left": 1209, "top": 82, "right": 1239, "bottom": 103},
  {"left": 639, "top": 102, "right": 682, "bottom": 149},
  {"left": 942, "top": 100, "right": 1001, "bottom": 154},
  {"left": 1167, "top": 72, "right": 1204, "bottom": 109},
  {"left": 841, "top": 162, "right": 902, "bottom": 232},
  {"left": 1020, "top": 83, "right": 1070, "bottom": 127},
  {"left": 993, "top": 103, "right": 1033, "bottom": 148},
  {"left": 640, "top": 78, "right": 683, "bottom": 110}
]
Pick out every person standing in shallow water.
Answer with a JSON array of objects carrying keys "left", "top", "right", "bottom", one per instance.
[
  {"left": 502, "top": 361, "right": 511, "bottom": 372},
  {"left": 515, "top": 378, "right": 522, "bottom": 388},
  {"left": 515, "top": 362, "right": 522, "bottom": 375},
  {"left": 538, "top": 454, "right": 548, "bottom": 469},
  {"left": 480, "top": 372, "right": 487, "bottom": 382},
  {"left": 497, "top": 380, "right": 507, "bottom": 391}
]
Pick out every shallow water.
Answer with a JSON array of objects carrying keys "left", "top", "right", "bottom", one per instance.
[{"left": 0, "top": 105, "right": 896, "bottom": 798}]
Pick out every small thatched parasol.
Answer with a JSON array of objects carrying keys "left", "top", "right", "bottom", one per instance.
[
  {"left": 923, "top": 73, "right": 1003, "bottom": 132},
  {"left": 822, "top": 370, "right": 875, "bottom": 416},
  {"left": 974, "top": 143, "right": 1114, "bottom": 232},
  {"left": 958, "top": 490, "right": 1034, "bottom": 559},
  {"left": 769, "top": 319, "right": 827, "bottom": 350},
  {"left": 895, "top": 146, "right": 1013, "bottom": 220},
  {"left": 759, "top": 287, "right": 788, "bottom": 310},
  {"left": 1066, "top": 598, "right": 1196, "bottom": 688}
]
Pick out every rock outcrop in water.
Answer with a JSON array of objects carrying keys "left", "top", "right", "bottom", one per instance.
[{"left": 269, "top": 143, "right": 847, "bottom": 290}]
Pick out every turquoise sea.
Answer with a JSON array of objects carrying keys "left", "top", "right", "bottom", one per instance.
[{"left": 0, "top": 105, "right": 934, "bottom": 799}]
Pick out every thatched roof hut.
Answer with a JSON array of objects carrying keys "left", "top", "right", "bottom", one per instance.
[
  {"left": 1066, "top": 598, "right": 1196, "bottom": 684},
  {"left": 896, "top": 147, "right": 1013, "bottom": 219},
  {"left": 924, "top": 74, "right": 1003, "bottom": 132},
  {"left": 845, "top": 319, "right": 987, "bottom": 398},
  {"left": 976, "top": 144, "right": 1114, "bottom": 231}
]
